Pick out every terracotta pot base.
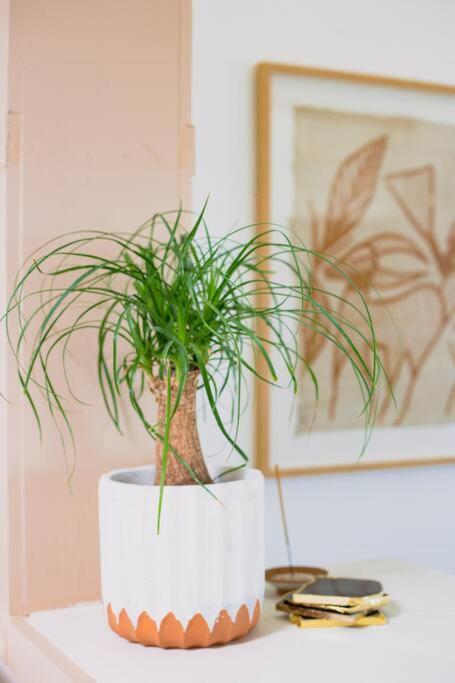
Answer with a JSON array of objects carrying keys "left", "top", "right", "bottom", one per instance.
[{"left": 107, "top": 600, "right": 261, "bottom": 648}]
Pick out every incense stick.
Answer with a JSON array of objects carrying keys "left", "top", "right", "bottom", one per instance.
[{"left": 275, "top": 465, "right": 293, "bottom": 569}]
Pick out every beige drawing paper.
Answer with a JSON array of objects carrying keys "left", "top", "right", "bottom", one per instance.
[{"left": 293, "top": 108, "right": 455, "bottom": 431}]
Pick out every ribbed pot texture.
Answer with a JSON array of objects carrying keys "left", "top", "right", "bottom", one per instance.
[
  {"left": 148, "top": 370, "right": 212, "bottom": 486},
  {"left": 99, "top": 465, "right": 265, "bottom": 648}
]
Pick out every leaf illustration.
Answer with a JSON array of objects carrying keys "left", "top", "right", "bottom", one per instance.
[
  {"left": 300, "top": 290, "right": 331, "bottom": 365},
  {"left": 444, "top": 220, "right": 455, "bottom": 276},
  {"left": 323, "top": 135, "right": 388, "bottom": 251},
  {"left": 385, "top": 165, "right": 435, "bottom": 241},
  {"left": 329, "top": 282, "right": 447, "bottom": 423},
  {"left": 323, "top": 233, "right": 429, "bottom": 301}
]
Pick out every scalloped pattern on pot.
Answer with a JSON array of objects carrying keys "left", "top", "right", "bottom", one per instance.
[{"left": 107, "top": 600, "right": 261, "bottom": 648}]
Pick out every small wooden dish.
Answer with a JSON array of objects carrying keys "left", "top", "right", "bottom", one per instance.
[{"left": 265, "top": 566, "right": 329, "bottom": 594}]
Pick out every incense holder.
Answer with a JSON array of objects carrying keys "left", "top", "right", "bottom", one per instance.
[{"left": 265, "top": 566, "right": 328, "bottom": 594}]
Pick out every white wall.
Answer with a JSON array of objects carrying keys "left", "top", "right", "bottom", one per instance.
[{"left": 192, "top": 0, "right": 455, "bottom": 572}]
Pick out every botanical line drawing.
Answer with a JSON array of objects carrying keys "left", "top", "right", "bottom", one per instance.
[{"left": 298, "top": 133, "right": 455, "bottom": 428}]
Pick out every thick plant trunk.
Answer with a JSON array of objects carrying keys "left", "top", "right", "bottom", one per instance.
[{"left": 148, "top": 371, "right": 212, "bottom": 486}]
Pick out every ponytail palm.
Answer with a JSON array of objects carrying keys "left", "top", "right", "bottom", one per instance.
[{"left": 5, "top": 205, "right": 388, "bottom": 530}]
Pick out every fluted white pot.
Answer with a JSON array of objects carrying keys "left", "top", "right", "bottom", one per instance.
[{"left": 99, "top": 465, "right": 264, "bottom": 648}]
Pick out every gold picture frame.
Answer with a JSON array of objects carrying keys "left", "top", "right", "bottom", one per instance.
[{"left": 255, "top": 62, "right": 455, "bottom": 477}]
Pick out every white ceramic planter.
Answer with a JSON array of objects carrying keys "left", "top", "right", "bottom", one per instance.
[{"left": 99, "top": 465, "right": 264, "bottom": 648}]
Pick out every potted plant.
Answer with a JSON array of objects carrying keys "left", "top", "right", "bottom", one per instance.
[{"left": 4, "top": 205, "right": 386, "bottom": 648}]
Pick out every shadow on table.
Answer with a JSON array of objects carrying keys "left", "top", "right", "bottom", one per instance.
[
  {"left": 223, "top": 614, "right": 289, "bottom": 647},
  {"left": 227, "top": 599, "right": 402, "bottom": 648}
]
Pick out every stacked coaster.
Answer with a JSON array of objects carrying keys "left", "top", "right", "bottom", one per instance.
[{"left": 277, "top": 577, "right": 390, "bottom": 629}]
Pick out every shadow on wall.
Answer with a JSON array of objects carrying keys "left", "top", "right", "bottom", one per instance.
[{"left": 0, "top": 661, "right": 16, "bottom": 683}]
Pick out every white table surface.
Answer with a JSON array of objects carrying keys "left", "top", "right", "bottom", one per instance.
[{"left": 28, "top": 559, "right": 455, "bottom": 683}]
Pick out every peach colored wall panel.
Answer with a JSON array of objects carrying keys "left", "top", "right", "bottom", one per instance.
[{"left": 6, "top": 0, "right": 192, "bottom": 614}]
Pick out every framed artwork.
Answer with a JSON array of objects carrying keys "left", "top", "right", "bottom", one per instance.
[{"left": 255, "top": 62, "right": 455, "bottom": 476}]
